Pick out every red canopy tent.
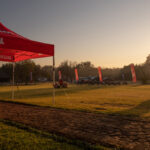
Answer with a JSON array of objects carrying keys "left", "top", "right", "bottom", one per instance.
[{"left": 0, "top": 22, "right": 55, "bottom": 101}]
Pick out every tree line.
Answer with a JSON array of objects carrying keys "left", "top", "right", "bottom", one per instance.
[{"left": 0, "top": 54, "right": 150, "bottom": 84}]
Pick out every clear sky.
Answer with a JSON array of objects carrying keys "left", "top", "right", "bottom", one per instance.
[{"left": 0, "top": 0, "right": 150, "bottom": 68}]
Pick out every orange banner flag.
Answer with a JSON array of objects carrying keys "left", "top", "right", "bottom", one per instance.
[
  {"left": 58, "top": 71, "right": 62, "bottom": 80},
  {"left": 130, "top": 64, "right": 136, "bottom": 83},
  {"left": 98, "top": 67, "right": 103, "bottom": 82},
  {"left": 75, "top": 68, "right": 79, "bottom": 82}
]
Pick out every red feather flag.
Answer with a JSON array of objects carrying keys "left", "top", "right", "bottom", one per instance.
[
  {"left": 75, "top": 68, "right": 79, "bottom": 82},
  {"left": 98, "top": 67, "right": 103, "bottom": 82},
  {"left": 130, "top": 64, "right": 136, "bottom": 83},
  {"left": 58, "top": 71, "right": 62, "bottom": 80}
]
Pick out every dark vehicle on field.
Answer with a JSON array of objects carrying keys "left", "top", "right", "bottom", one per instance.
[
  {"left": 88, "top": 76, "right": 101, "bottom": 84},
  {"left": 102, "top": 77, "right": 128, "bottom": 85},
  {"left": 77, "top": 77, "right": 91, "bottom": 84},
  {"left": 102, "top": 77, "right": 121, "bottom": 85},
  {"left": 77, "top": 76, "right": 101, "bottom": 84}
]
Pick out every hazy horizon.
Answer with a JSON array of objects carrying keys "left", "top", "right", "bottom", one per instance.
[{"left": 0, "top": 0, "right": 150, "bottom": 68}]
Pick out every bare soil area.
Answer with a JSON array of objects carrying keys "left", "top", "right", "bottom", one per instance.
[{"left": 0, "top": 101, "right": 150, "bottom": 150}]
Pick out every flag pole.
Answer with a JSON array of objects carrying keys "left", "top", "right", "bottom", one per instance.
[
  {"left": 12, "top": 62, "right": 15, "bottom": 100},
  {"left": 52, "top": 55, "right": 55, "bottom": 105}
]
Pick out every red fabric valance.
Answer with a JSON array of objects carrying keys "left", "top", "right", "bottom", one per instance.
[{"left": 0, "top": 22, "right": 54, "bottom": 62}]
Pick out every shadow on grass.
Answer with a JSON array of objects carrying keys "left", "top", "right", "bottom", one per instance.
[
  {"left": 0, "top": 119, "right": 114, "bottom": 150},
  {"left": 0, "top": 85, "right": 101, "bottom": 100},
  {"left": 118, "top": 99, "right": 150, "bottom": 117}
]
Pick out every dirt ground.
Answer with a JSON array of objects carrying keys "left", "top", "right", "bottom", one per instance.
[{"left": 0, "top": 101, "right": 150, "bottom": 150}]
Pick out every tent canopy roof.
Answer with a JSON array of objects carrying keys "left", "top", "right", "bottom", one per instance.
[{"left": 0, "top": 22, "right": 54, "bottom": 62}]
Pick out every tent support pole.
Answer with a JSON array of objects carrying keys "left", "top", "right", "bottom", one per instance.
[
  {"left": 12, "top": 62, "right": 15, "bottom": 100},
  {"left": 52, "top": 55, "right": 55, "bottom": 105}
]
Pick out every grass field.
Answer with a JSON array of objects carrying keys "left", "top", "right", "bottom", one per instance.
[
  {"left": 0, "top": 120, "right": 81, "bottom": 150},
  {"left": 1, "top": 83, "right": 150, "bottom": 117},
  {"left": 0, "top": 119, "right": 111, "bottom": 150}
]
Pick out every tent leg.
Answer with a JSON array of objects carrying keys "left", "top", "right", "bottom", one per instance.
[
  {"left": 52, "top": 55, "right": 55, "bottom": 105},
  {"left": 12, "top": 62, "right": 15, "bottom": 100}
]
